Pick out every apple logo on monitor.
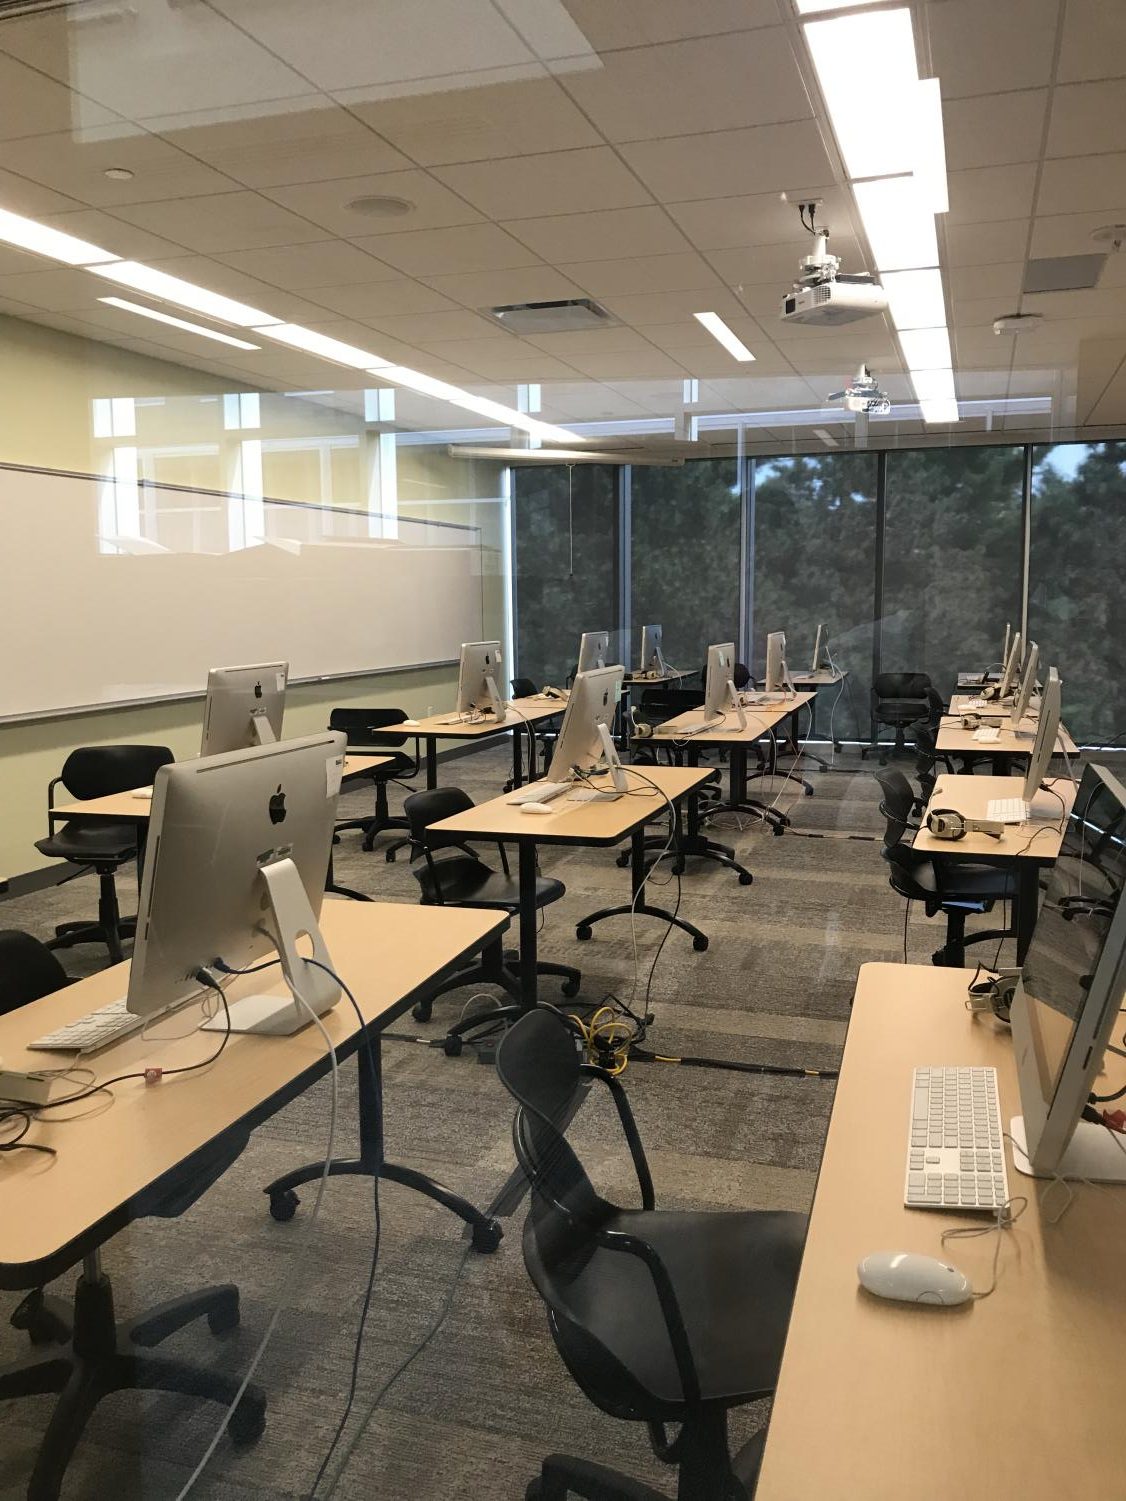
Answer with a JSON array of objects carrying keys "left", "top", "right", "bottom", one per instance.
[{"left": 268, "top": 785, "right": 287, "bottom": 825}]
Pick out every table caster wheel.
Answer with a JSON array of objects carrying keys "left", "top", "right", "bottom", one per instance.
[
  {"left": 561, "top": 977, "right": 580, "bottom": 998},
  {"left": 471, "top": 1217, "right": 504, "bottom": 1253},
  {"left": 411, "top": 1000, "right": 433, "bottom": 1022},
  {"left": 267, "top": 1189, "right": 299, "bottom": 1222},
  {"left": 576, "top": 925, "right": 592, "bottom": 941},
  {"left": 207, "top": 1297, "right": 240, "bottom": 1338},
  {"left": 692, "top": 934, "right": 709, "bottom": 952},
  {"left": 615, "top": 851, "right": 630, "bottom": 868},
  {"left": 229, "top": 1389, "right": 267, "bottom": 1446},
  {"left": 738, "top": 871, "right": 753, "bottom": 886},
  {"left": 443, "top": 1034, "right": 464, "bottom": 1056}
]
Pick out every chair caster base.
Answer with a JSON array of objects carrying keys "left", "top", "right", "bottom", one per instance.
[
  {"left": 471, "top": 1218, "right": 504, "bottom": 1253},
  {"left": 267, "top": 1188, "right": 300, "bottom": 1222},
  {"left": 576, "top": 925, "right": 592, "bottom": 941}
]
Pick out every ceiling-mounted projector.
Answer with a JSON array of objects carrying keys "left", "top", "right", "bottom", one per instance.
[
  {"left": 779, "top": 201, "right": 887, "bottom": 327},
  {"left": 829, "top": 364, "right": 891, "bottom": 416}
]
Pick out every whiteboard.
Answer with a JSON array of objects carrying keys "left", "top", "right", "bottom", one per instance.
[{"left": 1, "top": 464, "right": 485, "bottom": 719}]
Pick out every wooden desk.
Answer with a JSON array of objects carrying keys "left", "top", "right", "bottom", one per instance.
[
  {"left": 789, "top": 668, "right": 849, "bottom": 758},
  {"left": 756, "top": 962, "right": 1126, "bottom": 1501},
  {"left": 914, "top": 774, "right": 1075, "bottom": 959},
  {"left": 399, "top": 697, "right": 566, "bottom": 790},
  {"left": 939, "top": 700, "right": 1077, "bottom": 774},
  {"left": 652, "top": 696, "right": 815, "bottom": 834},
  {"left": 428, "top": 764, "right": 713, "bottom": 1010}
]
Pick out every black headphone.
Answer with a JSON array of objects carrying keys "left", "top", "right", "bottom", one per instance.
[{"left": 926, "top": 808, "right": 1003, "bottom": 841}]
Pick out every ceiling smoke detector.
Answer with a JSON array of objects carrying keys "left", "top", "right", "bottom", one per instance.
[
  {"left": 1091, "top": 224, "right": 1126, "bottom": 251},
  {"left": 993, "top": 313, "right": 1044, "bottom": 336},
  {"left": 345, "top": 194, "right": 415, "bottom": 219}
]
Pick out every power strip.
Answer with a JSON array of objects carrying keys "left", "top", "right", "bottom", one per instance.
[{"left": 0, "top": 1069, "right": 75, "bottom": 1107}]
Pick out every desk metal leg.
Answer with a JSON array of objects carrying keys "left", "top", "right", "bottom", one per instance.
[
  {"left": 262, "top": 1032, "right": 503, "bottom": 1251},
  {"left": 700, "top": 744, "right": 789, "bottom": 834},
  {"left": 574, "top": 825, "right": 710, "bottom": 950},
  {"left": 512, "top": 724, "right": 525, "bottom": 789},
  {"left": 744, "top": 707, "right": 819, "bottom": 790},
  {"left": 626, "top": 764, "right": 753, "bottom": 886},
  {"left": 1015, "top": 863, "right": 1041, "bottom": 964},
  {"left": 425, "top": 736, "right": 438, "bottom": 789}
]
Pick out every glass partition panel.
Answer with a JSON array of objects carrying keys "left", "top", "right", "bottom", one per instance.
[
  {"left": 1029, "top": 442, "right": 1126, "bottom": 743},
  {"left": 881, "top": 447, "right": 1024, "bottom": 703},
  {"left": 630, "top": 459, "right": 741, "bottom": 678},
  {"left": 751, "top": 453, "right": 877, "bottom": 739},
  {"left": 513, "top": 465, "right": 617, "bottom": 688}
]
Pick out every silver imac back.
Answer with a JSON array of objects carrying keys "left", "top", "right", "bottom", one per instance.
[
  {"left": 810, "top": 623, "right": 826, "bottom": 674},
  {"left": 994, "top": 631, "right": 1022, "bottom": 700},
  {"left": 577, "top": 630, "right": 609, "bottom": 674},
  {"left": 201, "top": 661, "right": 288, "bottom": 756},
  {"left": 1010, "top": 762, "right": 1126, "bottom": 1180},
  {"left": 455, "top": 641, "right": 504, "bottom": 719},
  {"left": 547, "top": 665, "right": 626, "bottom": 792},
  {"left": 639, "top": 624, "right": 665, "bottom": 677},
  {"left": 765, "top": 630, "right": 788, "bottom": 695},
  {"left": 1009, "top": 641, "right": 1039, "bottom": 730},
  {"left": 702, "top": 642, "right": 746, "bottom": 728},
  {"left": 128, "top": 732, "right": 346, "bottom": 1036},
  {"left": 1022, "top": 666, "right": 1061, "bottom": 802}
]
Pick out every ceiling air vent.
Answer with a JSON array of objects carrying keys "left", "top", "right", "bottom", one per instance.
[
  {"left": 484, "top": 299, "right": 615, "bottom": 335},
  {"left": 1023, "top": 255, "right": 1106, "bottom": 293}
]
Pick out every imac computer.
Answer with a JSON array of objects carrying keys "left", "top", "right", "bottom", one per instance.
[
  {"left": 810, "top": 623, "right": 828, "bottom": 674},
  {"left": 452, "top": 640, "right": 504, "bottom": 721},
  {"left": 129, "top": 732, "right": 347, "bottom": 1037},
  {"left": 1010, "top": 761, "right": 1126, "bottom": 1181},
  {"left": 638, "top": 624, "right": 667, "bottom": 678},
  {"left": 764, "top": 631, "right": 791, "bottom": 696},
  {"left": 1009, "top": 641, "right": 1040, "bottom": 730},
  {"left": 200, "top": 662, "right": 288, "bottom": 756},
  {"left": 681, "top": 643, "right": 747, "bottom": 733},
  {"left": 577, "top": 630, "right": 610, "bottom": 674},
  {"left": 988, "top": 631, "right": 1022, "bottom": 702},
  {"left": 1001, "top": 620, "right": 1011, "bottom": 673},
  {"left": 546, "top": 665, "right": 628, "bottom": 796},
  {"left": 1022, "top": 665, "right": 1061, "bottom": 804}
]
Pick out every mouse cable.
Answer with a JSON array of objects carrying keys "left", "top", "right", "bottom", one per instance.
[{"left": 940, "top": 1194, "right": 1029, "bottom": 1299}]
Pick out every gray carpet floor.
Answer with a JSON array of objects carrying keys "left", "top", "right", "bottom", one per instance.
[{"left": 0, "top": 739, "right": 1069, "bottom": 1499}]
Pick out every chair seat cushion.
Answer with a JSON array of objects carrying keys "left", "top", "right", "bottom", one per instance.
[
  {"left": 35, "top": 818, "right": 138, "bottom": 863},
  {"left": 939, "top": 865, "right": 1019, "bottom": 902},
  {"left": 416, "top": 854, "right": 565, "bottom": 911},
  {"left": 541, "top": 1206, "right": 806, "bottom": 1415}
]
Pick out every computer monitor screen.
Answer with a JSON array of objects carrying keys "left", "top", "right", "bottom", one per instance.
[
  {"left": 1011, "top": 763, "right": 1126, "bottom": 1176},
  {"left": 455, "top": 641, "right": 504, "bottom": 718},
  {"left": 1023, "top": 666, "right": 1060, "bottom": 802},
  {"left": 639, "top": 624, "right": 665, "bottom": 677},
  {"left": 547, "top": 666, "right": 625, "bottom": 784},
  {"left": 1009, "top": 641, "right": 1039, "bottom": 730},
  {"left": 996, "top": 631, "right": 1022, "bottom": 699},
  {"left": 577, "top": 630, "right": 609, "bottom": 673},
  {"left": 129, "top": 733, "right": 346, "bottom": 1036},
  {"left": 201, "top": 662, "right": 287, "bottom": 756},
  {"left": 765, "top": 631, "right": 787, "bottom": 694}
]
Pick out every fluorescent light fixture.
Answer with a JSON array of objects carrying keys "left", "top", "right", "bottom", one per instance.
[
  {"left": 449, "top": 446, "right": 680, "bottom": 465},
  {"left": 804, "top": 10, "right": 921, "bottom": 180},
  {"left": 372, "top": 365, "right": 581, "bottom": 444},
  {"left": 98, "top": 297, "right": 261, "bottom": 350},
  {"left": 90, "top": 261, "right": 281, "bottom": 327},
  {"left": 881, "top": 267, "right": 947, "bottom": 330},
  {"left": 692, "top": 311, "right": 756, "bottom": 362},
  {"left": 853, "top": 177, "right": 939, "bottom": 271},
  {"left": 910, "top": 365, "right": 958, "bottom": 422},
  {"left": 258, "top": 323, "right": 389, "bottom": 369},
  {"left": 898, "top": 327, "right": 953, "bottom": 372},
  {"left": 915, "top": 78, "right": 949, "bottom": 215},
  {"left": 0, "top": 207, "right": 118, "bottom": 265},
  {"left": 919, "top": 398, "right": 960, "bottom": 424},
  {"left": 795, "top": 0, "right": 884, "bottom": 11}
]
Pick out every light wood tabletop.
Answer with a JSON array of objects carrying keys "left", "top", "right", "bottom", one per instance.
[
  {"left": 623, "top": 668, "right": 692, "bottom": 686},
  {"left": 789, "top": 668, "right": 846, "bottom": 686},
  {"left": 401, "top": 696, "right": 566, "bottom": 739},
  {"left": 427, "top": 763, "right": 712, "bottom": 846},
  {"left": 755, "top": 961, "right": 1126, "bottom": 1501},
  {"left": 939, "top": 700, "right": 1078, "bottom": 757},
  {"left": 914, "top": 774, "right": 1075, "bottom": 861},
  {"left": 651, "top": 694, "right": 815, "bottom": 745},
  {"left": 0, "top": 901, "right": 506, "bottom": 1286}
]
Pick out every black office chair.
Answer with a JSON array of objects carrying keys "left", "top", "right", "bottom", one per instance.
[
  {"left": 0, "top": 931, "right": 263, "bottom": 1494},
  {"left": 496, "top": 1008, "right": 807, "bottom": 1501},
  {"left": 865, "top": 672, "right": 943, "bottom": 764},
  {"left": 328, "top": 707, "right": 419, "bottom": 860},
  {"left": 910, "top": 719, "right": 956, "bottom": 802},
  {"left": 404, "top": 788, "right": 580, "bottom": 1044},
  {"left": 874, "top": 768, "right": 1017, "bottom": 967},
  {"left": 510, "top": 676, "right": 560, "bottom": 777},
  {"left": 34, "top": 744, "right": 174, "bottom": 963}
]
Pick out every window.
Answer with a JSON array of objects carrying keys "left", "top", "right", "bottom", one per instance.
[
  {"left": 513, "top": 465, "right": 617, "bottom": 688},
  {"left": 1029, "top": 442, "right": 1126, "bottom": 743},
  {"left": 630, "top": 459, "right": 741, "bottom": 676},
  {"left": 881, "top": 447, "right": 1024, "bottom": 700}
]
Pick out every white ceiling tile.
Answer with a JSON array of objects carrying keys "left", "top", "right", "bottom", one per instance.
[
  {"left": 1029, "top": 210, "right": 1122, "bottom": 257},
  {"left": 0, "top": 267, "right": 106, "bottom": 313},
  {"left": 619, "top": 122, "right": 834, "bottom": 203},
  {"left": 665, "top": 187, "right": 851, "bottom": 250},
  {"left": 678, "top": 342, "right": 794, "bottom": 377},
  {"left": 947, "top": 163, "right": 1039, "bottom": 223},
  {"left": 559, "top": 31, "right": 809, "bottom": 142},
  {"left": 706, "top": 237, "right": 868, "bottom": 288},
  {"left": 1057, "top": 0, "right": 1126, "bottom": 83},
  {"left": 261, "top": 169, "right": 484, "bottom": 237},
  {"left": 600, "top": 285, "right": 749, "bottom": 326},
  {"left": 215, "top": 240, "right": 400, "bottom": 290},
  {"left": 345, "top": 76, "right": 600, "bottom": 164},
  {"left": 503, "top": 205, "right": 690, "bottom": 261},
  {"left": 560, "top": 0, "right": 781, "bottom": 49},
  {"left": 418, "top": 264, "right": 587, "bottom": 307},
  {"left": 1035, "top": 151, "right": 1126, "bottom": 215},
  {"left": 208, "top": 0, "right": 535, "bottom": 94},
  {"left": 155, "top": 103, "right": 411, "bottom": 188},
  {"left": 350, "top": 223, "right": 542, "bottom": 277},
  {"left": 943, "top": 90, "right": 1048, "bottom": 171},
  {"left": 558, "top": 252, "right": 723, "bottom": 297},
  {"left": 944, "top": 218, "right": 1031, "bottom": 267},
  {"left": 524, "top": 325, "right": 655, "bottom": 354},
  {"left": 432, "top": 147, "right": 652, "bottom": 219},
  {"left": 1021, "top": 286, "right": 1126, "bottom": 318},
  {"left": 928, "top": 0, "right": 1060, "bottom": 99},
  {"left": 0, "top": 126, "right": 239, "bottom": 207},
  {"left": 0, "top": 54, "right": 119, "bottom": 142},
  {"left": 1046, "top": 81, "right": 1126, "bottom": 158},
  {"left": 0, "top": 244, "right": 61, "bottom": 277},
  {"left": 108, "top": 191, "right": 327, "bottom": 253},
  {"left": 947, "top": 262, "right": 1026, "bottom": 301},
  {"left": 300, "top": 278, "right": 460, "bottom": 318},
  {"left": 419, "top": 339, "right": 579, "bottom": 379},
  {"left": 31, "top": 208, "right": 184, "bottom": 262},
  {"left": 0, "top": 167, "right": 79, "bottom": 217},
  {"left": 365, "top": 308, "right": 508, "bottom": 345},
  {"left": 116, "top": 254, "right": 331, "bottom": 323},
  {"left": 538, "top": 381, "right": 650, "bottom": 418},
  {"left": 562, "top": 347, "right": 689, "bottom": 378}
]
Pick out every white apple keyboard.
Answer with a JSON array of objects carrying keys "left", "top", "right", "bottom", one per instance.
[
  {"left": 29, "top": 996, "right": 141, "bottom": 1054},
  {"left": 905, "top": 1066, "right": 1009, "bottom": 1211},
  {"left": 507, "top": 781, "right": 570, "bottom": 806},
  {"left": 985, "top": 797, "right": 1029, "bottom": 823},
  {"left": 972, "top": 726, "right": 1000, "bottom": 744}
]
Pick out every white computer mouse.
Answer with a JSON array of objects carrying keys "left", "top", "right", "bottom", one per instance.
[
  {"left": 857, "top": 1251, "right": 972, "bottom": 1307},
  {"left": 131, "top": 787, "right": 153, "bottom": 800},
  {"left": 520, "top": 802, "right": 555, "bottom": 816}
]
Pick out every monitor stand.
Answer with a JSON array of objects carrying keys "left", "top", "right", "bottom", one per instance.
[
  {"left": 725, "top": 678, "right": 748, "bottom": 731},
  {"left": 484, "top": 673, "right": 505, "bottom": 721},
  {"left": 1010, "top": 1115, "right": 1126, "bottom": 1183},
  {"left": 202, "top": 857, "right": 341, "bottom": 1036},
  {"left": 597, "top": 721, "right": 629, "bottom": 796},
  {"left": 251, "top": 710, "right": 277, "bottom": 745}
]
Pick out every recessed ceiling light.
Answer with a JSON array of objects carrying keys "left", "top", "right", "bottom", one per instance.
[
  {"left": 345, "top": 195, "right": 415, "bottom": 218},
  {"left": 692, "top": 311, "right": 756, "bottom": 362},
  {"left": 104, "top": 167, "right": 134, "bottom": 181},
  {"left": 0, "top": 206, "right": 117, "bottom": 265},
  {"left": 98, "top": 297, "right": 260, "bottom": 350},
  {"left": 90, "top": 261, "right": 281, "bottom": 327}
]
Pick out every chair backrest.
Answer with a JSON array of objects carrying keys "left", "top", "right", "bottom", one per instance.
[
  {"left": 327, "top": 706, "right": 409, "bottom": 750},
  {"left": 510, "top": 676, "right": 537, "bottom": 699},
  {"left": 403, "top": 786, "right": 500, "bottom": 898},
  {"left": 733, "top": 662, "right": 751, "bottom": 691},
  {"left": 59, "top": 744, "right": 174, "bottom": 801},
  {"left": 404, "top": 786, "right": 474, "bottom": 842},
  {"left": 873, "top": 671, "right": 933, "bottom": 701},
  {"left": 0, "top": 930, "right": 70, "bottom": 1016},
  {"left": 874, "top": 767, "right": 917, "bottom": 848}
]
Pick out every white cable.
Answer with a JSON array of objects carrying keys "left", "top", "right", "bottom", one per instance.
[
  {"left": 174, "top": 970, "right": 340, "bottom": 1501},
  {"left": 618, "top": 766, "right": 679, "bottom": 1012}
]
